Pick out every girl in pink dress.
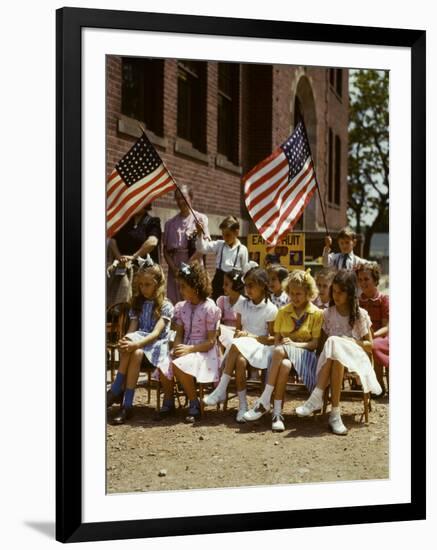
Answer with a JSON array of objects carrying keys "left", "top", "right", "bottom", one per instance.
[
  {"left": 216, "top": 269, "right": 245, "bottom": 351},
  {"left": 157, "top": 261, "right": 221, "bottom": 422},
  {"left": 296, "top": 270, "right": 382, "bottom": 435},
  {"left": 163, "top": 185, "right": 209, "bottom": 305}
]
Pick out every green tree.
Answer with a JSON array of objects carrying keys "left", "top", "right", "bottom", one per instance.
[{"left": 348, "top": 69, "right": 389, "bottom": 258}]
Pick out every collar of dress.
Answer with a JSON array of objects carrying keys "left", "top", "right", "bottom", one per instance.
[
  {"left": 360, "top": 290, "right": 382, "bottom": 302},
  {"left": 283, "top": 301, "right": 317, "bottom": 319}
]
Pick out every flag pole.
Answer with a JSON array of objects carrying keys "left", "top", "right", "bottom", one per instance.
[
  {"left": 300, "top": 120, "right": 330, "bottom": 236},
  {"left": 137, "top": 124, "right": 204, "bottom": 230}
]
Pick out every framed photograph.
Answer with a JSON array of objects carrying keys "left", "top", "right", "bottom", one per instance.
[{"left": 56, "top": 7, "right": 426, "bottom": 543}]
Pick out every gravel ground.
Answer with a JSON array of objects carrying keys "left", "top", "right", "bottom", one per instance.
[{"left": 106, "top": 387, "right": 389, "bottom": 494}]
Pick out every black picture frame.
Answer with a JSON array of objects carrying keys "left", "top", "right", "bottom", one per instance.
[{"left": 56, "top": 7, "right": 426, "bottom": 543}]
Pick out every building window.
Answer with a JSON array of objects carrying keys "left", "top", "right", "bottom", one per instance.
[
  {"left": 217, "top": 63, "right": 240, "bottom": 164},
  {"left": 121, "top": 58, "right": 164, "bottom": 136},
  {"left": 329, "top": 68, "right": 343, "bottom": 99},
  {"left": 328, "top": 127, "right": 341, "bottom": 206},
  {"left": 177, "top": 60, "right": 207, "bottom": 152}
]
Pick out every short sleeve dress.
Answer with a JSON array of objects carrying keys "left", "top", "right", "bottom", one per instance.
[
  {"left": 317, "top": 306, "right": 382, "bottom": 395},
  {"left": 159, "top": 298, "right": 222, "bottom": 383},
  {"left": 125, "top": 299, "right": 174, "bottom": 371},
  {"left": 217, "top": 294, "right": 244, "bottom": 349},
  {"left": 227, "top": 297, "right": 278, "bottom": 370},
  {"left": 273, "top": 302, "right": 324, "bottom": 391}
]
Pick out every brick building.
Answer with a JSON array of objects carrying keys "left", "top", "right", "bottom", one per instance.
[{"left": 106, "top": 56, "right": 349, "bottom": 268}]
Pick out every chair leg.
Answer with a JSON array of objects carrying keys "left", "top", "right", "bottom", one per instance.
[
  {"left": 322, "top": 387, "right": 329, "bottom": 415},
  {"left": 147, "top": 370, "right": 151, "bottom": 404},
  {"left": 110, "top": 349, "right": 115, "bottom": 383},
  {"left": 156, "top": 380, "right": 161, "bottom": 412},
  {"left": 199, "top": 385, "right": 205, "bottom": 415},
  {"left": 362, "top": 392, "right": 370, "bottom": 424}
]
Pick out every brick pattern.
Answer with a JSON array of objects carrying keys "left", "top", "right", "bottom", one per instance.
[{"left": 106, "top": 57, "right": 349, "bottom": 263}]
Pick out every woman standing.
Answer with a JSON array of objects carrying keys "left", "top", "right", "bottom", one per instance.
[{"left": 163, "top": 184, "right": 209, "bottom": 305}]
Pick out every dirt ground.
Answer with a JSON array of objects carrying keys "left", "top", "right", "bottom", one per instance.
[{"left": 106, "top": 386, "right": 389, "bottom": 493}]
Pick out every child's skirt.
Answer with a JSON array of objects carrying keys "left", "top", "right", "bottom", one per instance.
[
  {"left": 218, "top": 324, "right": 236, "bottom": 349},
  {"left": 125, "top": 331, "right": 170, "bottom": 372},
  {"left": 230, "top": 336, "right": 273, "bottom": 370},
  {"left": 159, "top": 338, "right": 221, "bottom": 384},
  {"left": 317, "top": 335, "right": 382, "bottom": 395},
  {"left": 373, "top": 336, "right": 389, "bottom": 368},
  {"left": 281, "top": 344, "right": 318, "bottom": 392}
]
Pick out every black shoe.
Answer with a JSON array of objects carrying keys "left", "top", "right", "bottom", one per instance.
[
  {"left": 107, "top": 389, "right": 124, "bottom": 408},
  {"left": 185, "top": 399, "right": 201, "bottom": 423},
  {"left": 113, "top": 407, "right": 133, "bottom": 425},
  {"left": 154, "top": 398, "right": 176, "bottom": 421}
]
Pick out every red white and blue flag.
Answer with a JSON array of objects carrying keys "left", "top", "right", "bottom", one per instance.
[
  {"left": 243, "top": 121, "right": 317, "bottom": 246},
  {"left": 107, "top": 132, "right": 175, "bottom": 238}
]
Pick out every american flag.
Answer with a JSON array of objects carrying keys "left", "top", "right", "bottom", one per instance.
[
  {"left": 243, "top": 121, "right": 317, "bottom": 246},
  {"left": 107, "top": 132, "right": 175, "bottom": 237}
]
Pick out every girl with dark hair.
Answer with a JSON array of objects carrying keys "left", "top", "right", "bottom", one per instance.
[
  {"left": 295, "top": 270, "right": 382, "bottom": 435},
  {"left": 203, "top": 267, "right": 277, "bottom": 422},
  {"left": 267, "top": 264, "right": 290, "bottom": 308},
  {"left": 216, "top": 269, "right": 245, "bottom": 351},
  {"left": 106, "top": 264, "right": 174, "bottom": 424},
  {"left": 156, "top": 261, "right": 221, "bottom": 422}
]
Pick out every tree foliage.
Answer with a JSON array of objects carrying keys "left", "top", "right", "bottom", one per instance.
[{"left": 348, "top": 70, "right": 389, "bottom": 258}]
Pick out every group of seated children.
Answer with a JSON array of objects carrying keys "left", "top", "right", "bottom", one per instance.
[{"left": 107, "top": 220, "right": 389, "bottom": 436}]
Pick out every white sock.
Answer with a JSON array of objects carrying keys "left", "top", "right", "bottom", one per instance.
[
  {"left": 330, "top": 406, "right": 340, "bottom": 416},
  {"left": 216, "top": 373, "right": 231, "bottom": 394},
  {"left": 238, "top": 389, "right": 248, "bottom": 410},
  {"left": 313, "top": 387, "right": 324, "bottom": 399},
  {"left": 260, "top": 384, "right": 274, "bottom": 406},
  {"left": 273, "top": 400, "right": 282, "bottom": 415}
]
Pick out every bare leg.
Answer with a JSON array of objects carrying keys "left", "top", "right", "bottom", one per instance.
[
  {"left": 117, "top": 350, "right": 131, "bottom": 375},
  {"left": 159, "top": 372, "right": 174, "bottom": 399},
  {"left": 330, "top": 360, "right": 344, "bottom": 407},
  {"left": 235, "top": 354, "right": 248, "bottom": 391},
  {"left": 273, "top": 359, "right": 292, "bottom": 401},
  {"left": 124, "top": 350, "right": 143, "bottom": 389},
  {"left": 316, "top": 358, "right": 333, "bottom": 390},
  {"left": 173, "top": 365, "right": 197, "bottom": 400},
  {"left": 266, "top": 346, "right": 287, "bottom": 387},
  {"left": 222, "top": 344, "right": 241, "bottom": 376}
]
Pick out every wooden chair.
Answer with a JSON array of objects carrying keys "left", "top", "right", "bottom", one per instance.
[{"left": 106, "top": 302, "right": 130, "bottom": 382}]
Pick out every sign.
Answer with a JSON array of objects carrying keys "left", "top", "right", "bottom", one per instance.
[{"left": 247, "top": 233, "right": 305, "bottom": 270}]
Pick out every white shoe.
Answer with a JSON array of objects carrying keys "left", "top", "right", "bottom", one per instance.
[
  {"left": 328, "top": 412, "right": 348, "bottom": 435},
  {"left": 242, "top": 399, "right": 270, "bottom": 422},
  {"left": 295, "top": 392, "right": 323, "bottom": 417},
  {"left": 203, "top": 388, "right": 226, "bottom": 406},
  {"left": 272, "top": 414, "right": 285, "bottom": 432},
  {"left": 236, "top": 408, "right": 248, "bottom": 423}
]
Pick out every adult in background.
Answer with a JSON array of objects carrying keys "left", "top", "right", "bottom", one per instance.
[
  {"left": 163, "top": 184, "right": 209, "bottom": 305},
  {"left": 107, "top": 204, "right": 161, "bottom": 308}
]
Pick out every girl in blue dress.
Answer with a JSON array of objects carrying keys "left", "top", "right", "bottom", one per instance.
[{"left": 107, "top": 263, "right": 174, "bottom": 424}]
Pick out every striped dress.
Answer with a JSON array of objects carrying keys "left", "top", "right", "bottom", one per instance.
[{"left": 273, "top": 302, "right": 324, "bottom": 391}]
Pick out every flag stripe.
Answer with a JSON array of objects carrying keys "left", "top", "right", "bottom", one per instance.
[
  {"left": 260, "top": 167, "right": 315, "bottom": 239},
  {"left": 274, "top": 179, "right": 317, "bottom": 241},
  {"left": 108, "top": 176, "right": 174, "bottom": 237},
  {"left": 107, "top": 167, "right": 169, "bottom": 224},
  {"left": 107, "top": 165, "right": 167, "bottom": 222},
  {"left": 242, "top": 148, "right": 284, "bottom": 186},
  {"left": 262, "top": 172, "right": 316, "bottom": 242},
  {"left": 107, "top": 172, "right": 123, "bottom": 196},
  {"left": 245, "top": 160, "right": 289, "bottom": 213},
  {"left": 244, "top": 154, "right": 288, "bottom": 201},
  {"left": 252, "top": 159, "right": 313, "bottom": 229}
]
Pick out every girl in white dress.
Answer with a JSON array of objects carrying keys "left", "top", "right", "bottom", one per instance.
[
  {"left": 296, "top": 270, "right": 382, "bottom": 435},
  {"left": 203, "top": 267, "right": 277, "bottom": 422}
]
